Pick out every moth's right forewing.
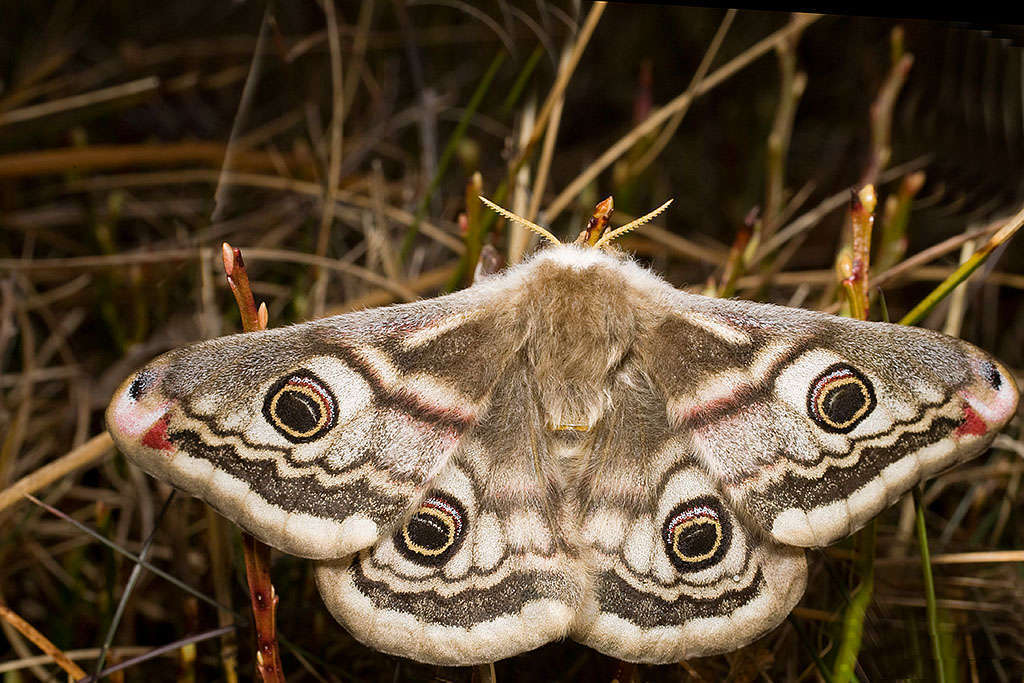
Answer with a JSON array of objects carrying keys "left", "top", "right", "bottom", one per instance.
[
  {"left": 641, "top": 293, "right": 1018, "bottom": 548},
  {"left": 106, "top": 282, "right": 526, "bottom": 559}
]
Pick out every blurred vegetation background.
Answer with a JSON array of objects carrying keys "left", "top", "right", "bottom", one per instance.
[{"left": 1, "top": 2, "right": 1023, "bottom": 681}]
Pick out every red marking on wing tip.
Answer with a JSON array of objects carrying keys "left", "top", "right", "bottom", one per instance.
[
  {"left": 142, "top": 415, "right": 174, "bottom": 452},
  {"left": 955, "top": 403, "right": 988, "bottom": 439}
]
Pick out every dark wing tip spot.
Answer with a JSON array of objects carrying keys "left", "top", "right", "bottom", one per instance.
[
  {"left": 128, "top": 369, "right": 156, "bottom": 400},
  {"left": 983, "top": 360, "right": 1002, "bottom": 390}
]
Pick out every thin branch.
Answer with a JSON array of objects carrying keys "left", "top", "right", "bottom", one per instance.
[
  {"left": 222, "top": 244, "right": 285, "bottom": 683},
  {"left": 93, "top": 491, "right": 176, "bottom": 675},
  {"left": 79, "top": 626, "right": 238, "bottom": 683},
  {"left": 25, "top": 494, "right": 237, "bottom": 616}
]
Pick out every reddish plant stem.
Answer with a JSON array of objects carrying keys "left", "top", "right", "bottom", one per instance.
[
  {"left": 839, "top": 186, "right": 876, "bottom": 320},
  {"left": 221, "top": 242, "right": 285, "bottom": 683}
]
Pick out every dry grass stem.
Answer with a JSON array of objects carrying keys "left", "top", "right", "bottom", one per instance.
[
  {"left": 0, "top": 604, "right": 88, "bottom": 680},
  {"left": 4, "top": 8, "right": 1023, "bottom": 680},
  {"left": 543, "top": 13, "right": 821, "bottom": 224},
  {"left": 0, "top": 431, "right": 113, "bottom": 516}
]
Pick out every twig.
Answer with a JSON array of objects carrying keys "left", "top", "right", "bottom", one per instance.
[
  {"left": 752, "top": 155, "right": 930, "bottom": 265},
  {"left": 211, "top": 8, "right": 271, "bottom": 225},
  {"left": 0, "top": 142, "right": 283, "bottom": 178},
  {"left": 460, "top": 3, "right": 610, "bottom": 255},
  {"left": 525, "top": 53, "right": 565, "bottom": 226},
  {"left": 1, "top": 246, "right": 420, "bottom": 302},
  {"left": 874, "top": 171, "right": 926, "bottom": 274},
  {"left": 762, "top": 19, "right": 807, "bottom": 240},
  {"left": 66, "top": 169, "right": 465, "bottom": 253},
  {"left": 860, "top": 30, "right": 914, "bottom": 187},
  {"left": 0, "top": 646, "right": 150, "bottom": 675},
  {"left": 325, "top": 263, "right": 456, "bottom": 313},
  {"left": 912, "top": 487, "right": 946, "bottom": 683},
  {"left": 93, "top": 491, "right": 176, "bottom": 675},
  {"left": 222, "top": 244, "right": 284, "bottom": 683},
  {"left": 392, "top": 0, "right": 438, "bottom": 210},
  {"left": 80, "top": 625, "right": 238, "bottom": 683},
  {"left": 400, "top": 49, "right": 505, "bottom": 258},
  {"left": 342, "top": 0, "right": 375, "bottom": 127},
  {"left": 874, "top": 550, "right": 1024, "bottom": 566},
  {"left": 242, "top": 533, "right": 284, "bottom": 683},
  {"left": 507, "top": 2, "right": 607, "bottom": 173},
  {"left": 507, "top": 94, "right": 538, "bottom": 265},
  {"left": 451, "top": 173, "right": 485, "bottom": 288},
  {"left": 624, "top": 10, "right": 735, "bottom": 180},
  {"left": 206, "top": 506, "right": 240, "bottom": 683},
  {"left": 838, "top": 185, "right": 876, "bottom": 319},
  {"left": 0, "top": 77, "right": 160, "bottom": 127},
  {"left": 25, "top": 494, "right": 237, "bottom": 616},
  {"left": 898, "top": 202, "right": 1024, "bottom": 326},
  {"left": 831, "top": 185, "right": 877, "bottom": 683},
  {"left": 832, "top": 521, "right": 876, "bottom": 683}
]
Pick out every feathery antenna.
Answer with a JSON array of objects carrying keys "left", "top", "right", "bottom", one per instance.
[
  {"left": 592, "top": 199, "right": 674, "bottom": 249},
  {"left": 478, "top": 195, "right": 674, "bottom": 250},
  {"left": 478, "top": 196, "right": 562, "bottom": 246}
]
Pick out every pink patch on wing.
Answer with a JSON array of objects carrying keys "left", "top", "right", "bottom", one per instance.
[
  {"left": 674, "top": 382, "right": 758, "bottom": 425},
  {"left": 393, "top": 387, "right": 478, "bottom": 427},
  {"left": 142, "top": 415, "right": 174, "bottom": 452},
  {"left": 955, "top": 403, "right": 988, "bottom": 439}
]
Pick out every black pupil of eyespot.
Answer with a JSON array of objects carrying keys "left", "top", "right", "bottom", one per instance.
[
  {"left": 662, "top": 497, "right": 731, "bottom": 573},
  {"left": 263, "top": 370, "right": 337, "bottom": 443},
  {"left": 984, "top": 361, "right": 1002, "bottom": 390},
  {"left": 676, "top": 520, "right": 718, "bottom": 557},
  {"left": 276, "top": 389, "right": 321, "bottom": 433},
  {"left": 394, "top": 494, "right": 467, "bottom": 566},
  {"left": 407, "top": 512, "right": 450, "bottom": 551},
  {"left": 807, "top": 364, "right": 876, "bottom": 434},
  {"left": 822, "top": 381, "right": 865, "bottom": 423}
]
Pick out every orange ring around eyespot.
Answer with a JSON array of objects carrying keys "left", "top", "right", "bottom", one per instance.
[
  {"left": 814, "top": 375, "right": 872, "bottom": 429},
  {"left": 401, "top": 506, "right": 456, "bottom": 557},
  {"left": 670, "top": 517, "right": 722, "bottom": 563},
  {"left": 807, "top": 363, "right": 876, "bottom": 434},
  {"left": 269, "top": 384, "right": 330, "bottom": 438}
]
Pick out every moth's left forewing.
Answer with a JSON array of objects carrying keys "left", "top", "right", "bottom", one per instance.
[
  {"left": 643, "top": 293, "right": 1018, "bottom": 548},
  {"left": 106, "top": 282, "right": 526, "bottom": 559}
]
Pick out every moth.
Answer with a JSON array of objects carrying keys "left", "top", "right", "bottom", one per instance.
[{"left": 106, "top": 198, "right": 1018, "bottom": 666}]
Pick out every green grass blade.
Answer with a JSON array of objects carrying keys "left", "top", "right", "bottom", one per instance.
[
  {"left": 899, "top": 204, "right": 1024, "bottom": 326},
  {"left": 913, "top": 487, "right": 946, "bottom": 682}
]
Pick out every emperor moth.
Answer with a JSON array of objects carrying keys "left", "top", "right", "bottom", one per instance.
[{"left": 107, "top": 199, "right": 1018, "bottom": 665}]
